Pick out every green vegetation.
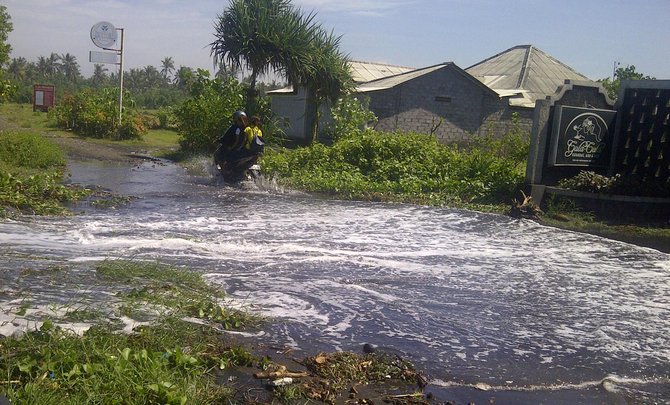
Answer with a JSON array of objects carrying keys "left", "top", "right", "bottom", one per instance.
[
  {"left": 0, "top": 260, "right": 263, "bottom": 404},
  {"left": 173, "top": 71, "right": 245, "bottom": 153},
  {"left": 0, "top": 5, "right": 13, "bottom": 102},
  {"left": 0, "top": 130, "right": 89, "bottom": 216},
  {"left": 558, "top": 170, "right": 670, "bottom": 198},
  {"left": 598, "top": 64, "right": 654, "bottom": 101},
  {"left": 211, "top": 0, "right": 352, "bottom": 141},
  {"left": 96, "top": 260, "right": 263, "bottom": 330},
  {"left": 1, "top": 259, "right": 429, "bottom": 404},
  {"left": 49, "top": 87, "right": 147, "bottom": 140},
  {"left": 261, "top": 110, "right": 528, "bottom": 209},
  {"left": 0, "top": 103, "right": 182, "bottom": 216},
  {"left": 541, "top": 195, "right": 670, "bottom": 251},
  {"left": 0, "top": 318, "right": 239, "bottom": 404},
  {"left": 0, "top": 130, "right": 64, "bottom": 169}
]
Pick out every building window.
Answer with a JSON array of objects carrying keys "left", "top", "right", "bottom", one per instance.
[{"left": 434, "top": 95, "right": 452, "bottom": 103}]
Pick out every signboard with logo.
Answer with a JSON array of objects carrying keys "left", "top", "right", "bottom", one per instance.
[
  {"left": 548, "top": 106, "right": 617, "bottom": 167},
  {"left": 90, "top": 21, "right": 118, "bottom": 49}
]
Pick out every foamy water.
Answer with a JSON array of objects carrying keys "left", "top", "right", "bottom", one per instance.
[{"left": 0, "top": 159, "right": 668, "bottom": 403}]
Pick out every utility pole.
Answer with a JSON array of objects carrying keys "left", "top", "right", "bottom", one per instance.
[
  {"left": 613, "top": 61, "right": 620, "bottom": 81},
  {"left": 117, "top": 28, "right": 125, "bottom": 124}
]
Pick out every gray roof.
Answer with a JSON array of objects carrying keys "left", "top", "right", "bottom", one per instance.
[
  {"left": 356, "top": 64, "right": 447, "bottom": 92},
  {"left": 267, "top": 60, "right": 415, "bottom": 94},
  {"left": 348, "top": 60, "right": 415, "bottom": 83},
  {"left": 356, "top": 62, "right": 498, "bottom": 96},
  {"left": 466, "top": 45, "right": 592, "bottom": 107}
]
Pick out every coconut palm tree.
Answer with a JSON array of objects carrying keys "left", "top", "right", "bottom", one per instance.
[
  {"left": 160, "top": 56, "right": 174, "bottom": 82},
  {"left": 7, "top": 57, "right": 27, "bottom": 82},
  {"left": 174, "top": 66, "right": 195, "bottom": 92},
  {"left": 59, "top": 52, "right": 80, "bottom": 82},
  {"left": 91, "top": 64, "right": 109, "bottom": 87},
  {"left": 214, "top": 60, "right": 240, "bottom": 81},
  {"left": 36, "top": 53, "right": 61, "bottom": 79}
]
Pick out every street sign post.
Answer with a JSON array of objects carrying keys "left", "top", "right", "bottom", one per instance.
[
  {"left": 89, "top": 51, "right": 118, "bottom": 64},
  {"left": 90, "top": 21, "right": 124, "bottom": 123}
]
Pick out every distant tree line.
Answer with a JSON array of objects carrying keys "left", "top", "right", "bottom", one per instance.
[
  {"left": 0, "top": 4, "right": 283, "bottom": 110},
  {"left": 3, "top": 51, "right": 263, "bottom": 109}
]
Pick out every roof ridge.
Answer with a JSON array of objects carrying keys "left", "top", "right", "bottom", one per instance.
[
  {"left": 516, "top": 45, "right": 533, "bottom": 89},
  {"left": 465, "top": 44, "right": 533, "bottom": 70}
]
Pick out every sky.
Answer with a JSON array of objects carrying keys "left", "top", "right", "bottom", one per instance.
[{"left": 4, "top": 0, "right": 670, "bottom": 81}]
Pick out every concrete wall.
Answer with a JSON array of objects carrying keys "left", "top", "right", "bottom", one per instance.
[
  {"left": 271, "top": 88, "right": 309, "bottom": 141},
  {"left": 366, "top": 67, "right": 489, "bottom": 142}
]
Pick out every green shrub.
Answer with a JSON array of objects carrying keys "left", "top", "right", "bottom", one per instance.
[
  {"left": 558, "top": 171, "right": 621, "bottom": 192},
  {"left": 558, "top": 170, "right": 670, "bottom": 197},
  {"left": 48, "top": 87, "right": 146, "bottom": 140},
  {"left": 0, "top": 131, "right": 65, "bottom": 169},
  {"left": 261, "top": 126, "right": 527, "bottom": 205},
  {"left": 0, "top": 171, "right": 89, "bottom": 216},
  {"left": 324, "top": 95, "right": 377, "bottom": 141},
  {"left": 173, "top": 71, "right": 245, "bottom": 153}
]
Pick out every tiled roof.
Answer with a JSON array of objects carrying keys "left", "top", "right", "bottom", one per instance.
[{"left": 466, "top": 45, "right": 592, "bottom": 107}]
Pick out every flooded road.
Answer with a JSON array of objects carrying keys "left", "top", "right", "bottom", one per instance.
[{"left": 1, "top": 159, "right": 668, "bottom": 404}]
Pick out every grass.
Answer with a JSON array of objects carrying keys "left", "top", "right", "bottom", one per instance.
[
  {"left": 0, "top": 103, "right": 180, "bottom": 155},
  {"left": 95, "top": 260, "right": 263, "bottom": 330},
  {"left": 0, "top": 258, "right": 432, "bottom": 404},
  {"left": 0, "top": 318, "right": 238, "bottom": 404},
  {"left": 0, "top": 132, "right": 90, "bottom": 216}
]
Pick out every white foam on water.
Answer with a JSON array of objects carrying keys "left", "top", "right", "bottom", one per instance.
[
  {"left": 430, "top": 374, "right": 670, "bottom": 393},
  {"left": 2, "top": 182, "right": 669, "bottom": 398}
]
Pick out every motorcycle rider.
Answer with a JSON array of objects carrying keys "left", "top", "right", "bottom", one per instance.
[
  {"left": 214, "top": 110, "right": 248, "bottom": 170},
  {"left": 217, "top": 110, "right": 248, "bottom": 152}
]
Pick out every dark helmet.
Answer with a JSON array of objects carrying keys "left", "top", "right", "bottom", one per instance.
[{"left": 232, "top": 110, "right": 247, "bottom": 121}]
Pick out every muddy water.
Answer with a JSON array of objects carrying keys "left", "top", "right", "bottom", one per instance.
[{"left": 1, "top": 159, "right": 668, "bottom": 404}]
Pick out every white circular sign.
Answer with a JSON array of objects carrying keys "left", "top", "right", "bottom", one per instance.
[{"left": 90, "top": 21, "right": 118, "bottom": 49}]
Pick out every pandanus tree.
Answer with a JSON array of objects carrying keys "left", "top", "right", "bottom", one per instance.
[
  {"left": 210, "top": 0, "right": 352, "bottom": 142},
  {"left": 294, "top": 30, "right": 353, "bottom": 142}
]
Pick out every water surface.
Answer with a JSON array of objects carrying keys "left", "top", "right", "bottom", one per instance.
[{"left": 0, "top": 159, "right": 668, "bottom": 404}]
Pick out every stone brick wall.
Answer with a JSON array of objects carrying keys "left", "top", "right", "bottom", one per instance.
[
  {"left": 480, "top": 100, "right": 534, "bottom": 138},
  {"left": 366, "top": 65, "right": 534, "bottom": 144}
]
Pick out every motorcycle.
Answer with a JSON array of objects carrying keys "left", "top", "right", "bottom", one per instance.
[{"left": 213, "top": 145, "right": 261, "bottom": 183}]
